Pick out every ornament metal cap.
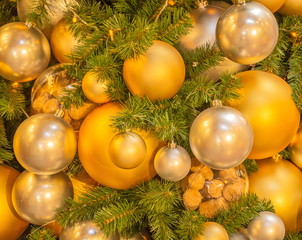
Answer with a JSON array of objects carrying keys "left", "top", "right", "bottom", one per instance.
[
  {"left": 197, "top": 0, "right": 208, "bottom": 9},
  {"left": 234, "top": 0, "right": 246, "bottom": 5}
]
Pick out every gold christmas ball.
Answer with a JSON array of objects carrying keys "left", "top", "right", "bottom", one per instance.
[
  {"left": 279, "top": 0, "right": 302, "bottom": 16},
  {"left": 123, "top": 40, "right": 185, "bottom": 101},
  {"left": 231, "top": 0, "right": 286, "bottom": 13},
  {"left": 51, "top": 18, "right": 80, "bottom": 63},
  {"left": 195, "top": 222, "right": 229, "bottom": 240},
  {"left": 0, "top": 22, "right": 51, "bottom": 82},
  {"left": 227, "top": 70, "right": 300, "bottom": 159},
  {"left": 17, "top": 0, "right": 78, "bottom": 38},
  {"left": 109, "top": 131, "right": 147, "bottom": 169},
  {"left": 216, "top": 2, "right": 279, "bottom": 65},
  {"left": 288, "top": 124, "right": 302, "bottom": 169},
  {"left": 82, "top": 70, "right": 110, "bottom": 104},
  {"left": 12, "top": 170, "right": 74, "bottom": 225},
  {"left": 13, "top": 113, "right": 77, "bottom": 175},
  {"left": 78, "top": 102, "right": 162, "bottom": 189},
  {"left": 249, "top": 158, "right": 302, "bottom": 232},
  {"left": 0, "top": 165, "right": 29, "bottom": 240}
]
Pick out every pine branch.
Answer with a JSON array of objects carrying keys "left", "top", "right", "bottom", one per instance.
[
  {"left": 26, "top": 227, "right": 56, "bottom": 240},
  {"left": 175, "top": 210, "right": 207, "bottom": 240},
  {"left": 0, "top": 0, "right": 17, "bottom": 25},
  {"left": 56, "top": 186, "right": 120, "bottom": 227},
  {"left": 214, "top": 193, "right": 274, "bottom": 234},
  {"left": 284, "top": 232, "right": 302, "bottom": 240},
  {"left": 59, "top": 81, "right": 86, "bottom": 109},
  {"left": 25, "top": 0, "right": 53, "bottom": 28},
  {"left": 0, "top": 117, "right": 13, "bottom": 164},
  {"left": 64, "top": 154, "right": 83, "bottom": 177},
  {"left": 242, "top": 159, "right": 258, "bottom": 175}
]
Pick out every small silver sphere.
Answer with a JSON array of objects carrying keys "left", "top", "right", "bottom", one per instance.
[
  {"left": 216, "top": 2, "right": 279, "bottom": 65},
  {"left": 189, "top": 106, "right": 253, "bottom": 169},
  {"left": 12, "top": 170, "right": 74, "bottom": 225},
  {"left": 248, "top": 211, "right": 285, "bottom": 240},
  {"left": 0, "top": 22, "right": 50, "bottom": 82},
  {"left": 13, "top": 113, "right": 77, "bottom": 175}
]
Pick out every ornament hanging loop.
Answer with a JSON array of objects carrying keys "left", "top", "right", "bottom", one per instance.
[
  {"left": 168, "top": 140, "right": 177, "bottom": 149},
  {"left": 234, "top": 0, "right": 246, "bottom": 5},
  {"left": 212, "top": 99, "right": 222, "bottom": 107},
  {"left": 197, "top": 0, "right": 208, "bottom": 9}
]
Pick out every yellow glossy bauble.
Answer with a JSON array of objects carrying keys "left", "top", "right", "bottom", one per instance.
[
  {"left": 231, "top": 0, "right": 286, "bottom": 13},
  {"left": 195, "top": 222, "right": 229, "bottom": 240},
  {"left": 288, "top": 124, "right": 302, "bottom": 169},
  {"left": 51, "top": 18, "right": 80, "bottom": 63},
  {"left": 227, "top": 70, "right": 300, "bottom": 159},
  {"left": 82, "top": 70, "right": 110, "bottom": 104},
  {"left": 17, "top": 0, "right": 78, "bottom": 38},
  {"left": 123, "top": 40, "right": 185, "bottom": 101},
  {"left": 249, "top": 158, "right": 302, "bottom": 232},
  {"left": 0, "top": 165, "right": 29, "bottom": 240},
  {"left": 279, "top": 0, "right": 302, "bottom": 16},
  {"left": 78, "top": 102, "right": 162, "bottom": 189}
]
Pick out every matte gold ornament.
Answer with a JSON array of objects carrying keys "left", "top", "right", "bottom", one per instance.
[
  {"left": 279, "top": 0, "right": 302, "bottom": 16},
  {"left": 154, "top": 143, "right": 191, "bottom": 182},
  {"left": 78, "top": 102, "right": 161, "bottom": 189},
  {"left": 12, "top": 170, "right": 74, "bottom": 225},
  {"left": 0, "top": 165, "right": 29, "bottom": 240},
  {"left": 249, "top": 158, "right": 302, "bottom": 232},
  {"left": 82, "top": 70, "right": 110, "bottom": 104},
  {"left": 17, "top": 0, "right": 78, "bottom": 38},
  {"left": 247, "top": 211, "right": 285, "bottom": 240},
  {"left": 288, "top": 124, "right": 302, "bottom": 169},
  {"left": 189, "top": 106, "right": 253, "bottom": 170},
  {"left": 13, "top": 113, "right": 77, "bottom": 175},
  {"left": 60, "top": 221, "right": 118, "bottom": 240},
  {"left": 227, "top": 71, "right": 300, "bottom": 159},
  {"left": 195, "top": 222, "right": 229, "bottom": 240},
  {"left": 216, "top": 2, "right": 279, "bottom": 65},
  {"left": 51, "top": 18, "right": 80, "bottom": 63},
  {"left": 123, "top": 40, "right": 185, "bottom": 101},
  {"left": 231, "top": 0, "right": 286, "bottom": 13},
  {"left": 109, "top": 131, "right": 147, "bottom": 169},
  {"left": 0, "top": 22, "right": 51, "bottom": 82}
]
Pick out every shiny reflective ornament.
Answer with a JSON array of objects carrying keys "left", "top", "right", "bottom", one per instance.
[
  {"left": 227, "top": 71, "right": 300, "bottom": 159},
  {"left": 195, "top": 222, "right": 229, "bottom": 240},
  {"left": 249, "top": 158, "right": 302, "bottom": 232},
  {"left": 51, "top": 18, "right": 80, "bottom": 63},
  {"left": 154, "top": 143, "right": 191, "bottom": 182},
  {"left": 78, "top": 102, "right": 161, "bottom": 189},
  {"left": 229, "top": 232, "right": 249, "bottom": 240},
  {"left": 231, "top": 0, "right": 286, "bottom": 13},
  {"left": 279, "top": 0, "right": 302, "bottom": 16},
  {"left": 247, "top": 211, "right": 285, "bottom": 240},
  {"left": 288, "top": 124, "right": 302, "bottom": 169},
  {"left": 13, "top": 113, "right": 77, "bottom": 175},
  {"left": 216, "top": 2, "right": 279, "bottom": 65},
  {"left": 82, "top": 70, "right": 110, "bottom": 104},
  {"left": 60, "top": 221, "right": 118, "bottom": 240},
  {"left": 189, "top": 106, "right": 253, "bottom": 170},
  {"left": 0, "top": 22, "right": 51, "bottom": 82},
  {"left": 123, "top": 40, "right": 185, "bottom": 101},
  {"left": 12, "top": 170, "right": 74, "bottom": 225},
  {"left": 109, "top": 131, "right": 147, "bottom": 169},
  {"left": 17, "top": 0, "right": 78, "bottom": 38},
  {"left": 0, "top": 165, "right": 29, "bottom": 240}
]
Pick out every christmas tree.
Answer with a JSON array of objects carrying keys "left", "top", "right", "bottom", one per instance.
[{"left": 0, "top": 0, "right": 302, "bottom": 239}]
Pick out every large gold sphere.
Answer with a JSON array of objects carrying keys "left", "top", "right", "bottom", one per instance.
[
  {"left": 17, "top": 0, "right": 78, "bottom": 38},
  {"left": 227, "top": 70, "right": 300, "bottom": 159},
  {"left": 0, "top": 22, "right": 51, "bottom": 82},
  {"left": 82, "top": 70, "right": 110, "bottom": 104},
  {"left": 231, "top": 0, "right": 286, "bottom": 13},
  {"left": 288, "top": 124, "right": 302, "bottom": 169},
  {"left": 12, "top": 170, "right": 74, "bottom": 225},
  {"left": 13, "top": 113, "right": 77, "bottom": 175},
  {"left": 0, "top": 165, "right": 29, "bottom": 240},
  {"left": 249, "top": 158, "right": 302, "bottom": 232},
  {"left": 195, "top": 222, "right": 229, "bottom": 240},
  {"left": 279, "top": 0, "right": 302, "bottom": 16},
  {"left": 78, "top": 102, "right": 162, "bottom": 189},
  {"left": 123, "top": 40, "right": 185, "bottom": 101},
  {"left": 51, "top": 18, "right": 80, "bottom": 63},
  {"left": 216, "top": 2, "right": 279, "bottom": 65}
]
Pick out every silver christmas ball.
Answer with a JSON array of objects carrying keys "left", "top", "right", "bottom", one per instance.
[
  {"left": 12, "top": 170, "right": 74, "bottom": 225},
  {"left": 229, "top": 232, "right": 249, "bottom": 240},
  {"left": 216, "top": 2, "right": 279, "bottom": 65},
  {"left": 247, "top": 211, "right": 285, "bottom": 240},
  {"left": 60, "top": 221, "right": 118, "bottom": 240},
  {"left": 189, "top": 106, "right": 253, "bottom": 169},
  {"left": 154, "top": 144, "right": 191, "bottom": 182},
  {"left": 13, "top": 113, "right": 77, "bottom": 175},
  {"left": 0, "top": 22, "right": 50, "bottom": 82}
]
